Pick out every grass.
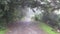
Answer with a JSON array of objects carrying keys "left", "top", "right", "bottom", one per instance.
[
  {"left": 39, "top": 22, "right": 59, "bottom": 34},
  {"left": 0, "top": 29, "right": 7, "bottom": 34}
]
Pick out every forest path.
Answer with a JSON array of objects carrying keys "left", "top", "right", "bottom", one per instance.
[{"left": 6, "top": 18, "right": 48, "bottom": 34}]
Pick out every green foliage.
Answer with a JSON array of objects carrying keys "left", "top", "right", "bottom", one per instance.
[
  {"left": 0, "top": 0, "right": 17, "bottom": 29},
  {"left": 34, "top": 13, "right": 43, "bottom": 21}
]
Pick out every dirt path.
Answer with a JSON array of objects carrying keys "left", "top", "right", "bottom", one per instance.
[{"left": 6, "top": 21, "right": 48, "bottom": 34}]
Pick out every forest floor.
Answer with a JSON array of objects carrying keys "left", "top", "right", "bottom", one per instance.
[
  {"left": 5, "top": 18, "right": 48, "bottom": 34},
  {"left": 5, "top": 17, "right": 59, "bottom": 34}
]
